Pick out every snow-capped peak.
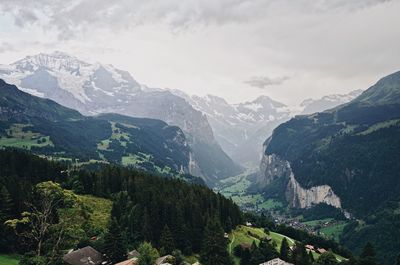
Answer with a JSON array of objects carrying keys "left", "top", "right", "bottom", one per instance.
[
  {"left": 0, "top": 51, "right": 141, "bottom": 104},
  {"left": 12, "top": 51, "right": 90, "bottom": 73},
  {"left": 300, "top": 89, "right": 363, "bottom": 114}
]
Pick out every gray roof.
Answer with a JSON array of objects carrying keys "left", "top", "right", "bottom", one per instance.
[
  {"left": 127, "top": 249, "right": 140, "bottom": 258},
  {"left": 156, "top": 255, "right": 175, "bottom": 265},
  {"left": 63, "top": 246, "right": 103, "bottom": 265},
  {"left": 259, "top": 258, "right": 294, "bottom": 265}
]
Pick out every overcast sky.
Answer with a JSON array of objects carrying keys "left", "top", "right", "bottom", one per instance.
[{"left": 0, "top": 0, "right": 399, "bottom": 105}]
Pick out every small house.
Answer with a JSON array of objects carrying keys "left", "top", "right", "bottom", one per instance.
[
  {"left": 156, "top": 255, "right": 175, "bottom": 265},
  {"left": 63, "top": 246, "right": 103, "bottom": 265},
  {"left": 259, "top": 258, "right": 294, "bottom": 265},
  {"left": 115, "top": 258, "right": 139, "bottom": 265},
  {"left": 305, "top": 245, "right": 315, "bottom": 251},
  {"left": 127, "top": 250, "right": 140, "bottom": 259}
]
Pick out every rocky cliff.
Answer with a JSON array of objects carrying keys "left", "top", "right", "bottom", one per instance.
[
  {"left": 286, "top": 174, "right": 341, "bottom": 208},
  {"left": 259, "top": 150, "right": 341, "bottom": 209}
]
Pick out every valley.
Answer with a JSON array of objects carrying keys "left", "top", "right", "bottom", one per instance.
[{"left": 0, "top": 61, "right": 399, "bottom": 265}]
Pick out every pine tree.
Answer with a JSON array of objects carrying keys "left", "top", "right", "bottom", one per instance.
[
  {"left": 137, "top": 242, "right": 159, "bottom": 265},
  {"left": 291, "top": 242, "right": 310, "bottom": 265},
  {"left": 315, "top": 252, "right": 338, "bottom": 265},
  {"left": 159, "top": 225, "right": 175, "bottom": 255},
  {"left": 359, "top": 242, "right": 378, "bottom": 265},
  {"left": 103, "top": 218, "right": 127, "bottom": 264},
  {"left": 172, "top": 249, "right": 185, "bottom": 265},
  {"left": 249, "top": 248, "right": 265, "bottom": 265},
  {"left": 259, "top": 240, "right": 278, "bottom": 261},
  {"left": 361, "top": 242, "right": 375, "bottom": 258},
  {"left": 240, "top": 249, "right": 251, "bottom": 265},
  {"left": 308, "top": 250, "right": 315, "bottom": 263},
  {"left": 0, "top": 185, "right": 13, "bottom": 221},
  {"left": 141, "top": 208, "right": 152, "bottom": 241},
  {"left": 0, "top": 185, "right": 13, "bottom": 252},
  {"left": 225, "top": 217, "right": 233, "bottom": 232},
  {"left": 280, "top": 238, "right": 290, "bottom": 261},
  {"left": 200, "top": 218, "right": 233, "bottom": 265}
]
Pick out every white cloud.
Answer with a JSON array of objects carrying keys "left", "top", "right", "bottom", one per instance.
[{"left": 244, "top": 76, "right": 289, "bottom": 89}]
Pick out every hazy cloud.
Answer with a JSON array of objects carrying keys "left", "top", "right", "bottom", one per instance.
[
  {"left": 244, "top": 76, "right": 290, "bottom": 89},
  {"left": 0, "top": 0, "right": 392, "bottom": 39},
  {"left": 0, "top": 42, "right": 15, "bottom": 53},
  {"left": 0, "top": 0, "right": 399, "bottom": 104}
]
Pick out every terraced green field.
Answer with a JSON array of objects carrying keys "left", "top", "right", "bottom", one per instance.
[{"left": 0, "top": 124, "right": 53, "bottom": 150}]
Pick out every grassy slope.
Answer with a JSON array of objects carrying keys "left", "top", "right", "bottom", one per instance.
[
  {"left": 228, "top": 226, "right": 346, "bottom": 263},
  {"left": 0, "top": 124, "right": 53, "bottom": 150},
  {"left": 0, "top": 254, "right": 19, "bottom": 265},
  {"left": 228, "top": 226, "right": 295, "bottom": 254},
  {"left": 217, "top": 169, "right": 283, "bottom": 212},
  {"left": 320, "top": 223, "right": 347, "bottom": 242},
  {"left": 77, "top": 194, "right": 113, "bottom": 231},
  {"left": 3, "top": 194, "right": 112, "bottom": 264}
]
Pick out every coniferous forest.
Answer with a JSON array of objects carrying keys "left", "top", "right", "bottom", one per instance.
[{"left": 0, "top": 149, "right": 242, "bottom": 264}]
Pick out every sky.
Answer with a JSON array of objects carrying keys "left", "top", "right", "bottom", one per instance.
[{"left": 0, "top": 0, "right": 400, "bottom": 105}]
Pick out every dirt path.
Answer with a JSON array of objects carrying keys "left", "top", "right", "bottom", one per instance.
[{"left": 229, "top": 233, "right": 236, "bottom": 254}]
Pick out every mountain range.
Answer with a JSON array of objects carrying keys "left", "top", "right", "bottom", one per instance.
[
  {"left": 258, "top": 70, "right": 400, "bottom": 263},
  {"left": 0, "top": 52, "right": 241, "bottom": 185},
  {"left": 0, "top": 51, "right": 364, "bottom": 176},
  {"left": 0, "top": 79, "right": 197, "bottom": 180},
  {"left": 171, "top": 89, "right": 362, "bottom": 167}
]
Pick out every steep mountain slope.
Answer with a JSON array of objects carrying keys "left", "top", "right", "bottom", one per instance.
[
  {"left": 0, "top": 52, "right": 241, "bottom": 184},
  {"left": 0, "top": 79, "right": 192, "bottom": 175},
  {"left": 300, "top": 90, "right": 363, "bottom": 115},
  {"left": 259, "top": 71, "right": 400, "bottom": 213},
  {"left": 257, "top": 71, "right": 400, "bottom": 264},
  {"left": 170, "top": 91, "right": 292, "bottom": 167}
]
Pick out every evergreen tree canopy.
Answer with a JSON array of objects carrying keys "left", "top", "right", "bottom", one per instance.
[
  {"left": 103, "top": 218, "right": 127, "bottom": 264},
  {"left": 359, "top": 242, "right": 379, "bottom": 265},
  {"left": 137, "top": 242, "right": 159, "bottom": 265},
  {"left": 315, "top": 252, "right": 338, "bottom": 265},
  {"left": 279, "top": 237, "right": 290, "bottom": 261},
  {"left": 200, "top": 218, "right": 233, "bottom": 265},
  {"left": 159, "top": 225, "right": 175, "bottom": 255}
]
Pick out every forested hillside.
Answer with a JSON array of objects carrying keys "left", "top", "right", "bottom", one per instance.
[
  {"left": 0, "top": 79, "right": 193, "bottom": 177},
  {"left": 261, "top": 71, "right": 400, "bottom": 264},
  {"left": 0, "top": 149, "right": 242, "bottom": 264}
]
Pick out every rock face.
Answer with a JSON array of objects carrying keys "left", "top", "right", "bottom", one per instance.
[
  {"left": 259, "top": 152, "right": 292, "bottom": 187},
  {"left": 259, "top": 151, "right": 341, "bottom": 209},
  {"left": 286, "top": 174, "right": 341, "bottom": 209}
]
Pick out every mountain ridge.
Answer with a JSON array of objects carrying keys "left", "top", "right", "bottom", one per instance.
[
  {"left": 257, "top": 70, "right": 400, "bottom": 264},
  {"left": 0, "top": 52, "right": 242, "bottom": 184},
  {"left": 0, "top": 79, "right": 197, "bottom": 178}
]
